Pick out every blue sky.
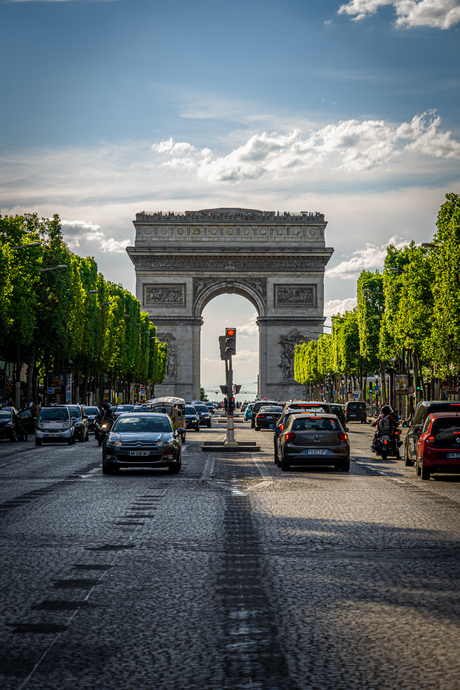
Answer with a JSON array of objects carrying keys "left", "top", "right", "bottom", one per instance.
[{"left": 1, "top": 0, "right": 459, "bottom": 396}]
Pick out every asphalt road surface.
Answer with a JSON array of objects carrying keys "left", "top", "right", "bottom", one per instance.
[{"left": 1, "top": 414, "right": 460, "bottom": 690}]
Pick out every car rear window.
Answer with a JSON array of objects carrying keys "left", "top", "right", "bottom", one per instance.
[
  {"left": 113, "top": 416, "right": 172, "bottom": 433},
  {"left": 258, "top": 406, "right": 283, "bottom": 413},
  {"left": 330, "top": 406, "right": 343, "bottom": 415},
  {"left": 431, "top": 418, "right": 460, "bottom": 440},
  {"left": 292, "top": 417, "right": 341, "bottom": 431},
  {"left": 83, "top": 407, "right": 99, "bottom": 415},
  {"left": 347, "top": 402, "right": 366, "bottom": 410},
  {"left": 0, "top": 410, "right": 12, "bottom": 419}
]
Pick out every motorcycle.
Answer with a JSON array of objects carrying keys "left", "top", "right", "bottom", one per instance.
[
  {"left": 372, "top": 428, "right": 402, "bottom": 460},
  {"left": 95, "top": 419, "right": 113, "bottom": 446}
]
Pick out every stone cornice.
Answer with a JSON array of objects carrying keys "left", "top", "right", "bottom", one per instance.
[{"left": 128, "top": 253, "right": 331, "bottom": 272}]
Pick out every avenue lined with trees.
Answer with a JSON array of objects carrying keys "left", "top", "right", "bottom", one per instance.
[
  {"left": 0, "top": 213, "right": 167, "bottom": 406},
  {"left": 295, "top": 193, "right": 460, "bottom": 412}
]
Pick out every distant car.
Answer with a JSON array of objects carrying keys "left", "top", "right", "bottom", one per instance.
[
  {"left": 112, "top": 404, "right": 135, "bottom": 419},
  {"left": 205, "top": 402, "right": 215, "bottom": 414},
  {"left": 415, "top": 412, "right": 460, "bottom": 480},
  {"left": 184, "top": 405, "right": 200, "bottom": 431},
  {"left": 82, "top": 406, "right": 100, "bottom": 432},
  {"left": 251, "top": 400, "right": 278, "bottom": 428},
  {"left": 403, "top": 400, "right": 460, "bottom": 466},
  {"left": 244, "top": 403, "right": 255, "bottom": 421},
  {"left": 15, "top": 408, "right": 37, "bottom": 440},
  {"left": 132, "top": 405, "right": 151, "bottom": 412},
  {"left": 192, "top": 403, "right": 212, "bottom": 428},
  {"left": 35, "top": 407, "right": 74, "bottom": 445},
  {"left": 0, "top": 407, "right": 19, "bottom": 442},
  {"left": 57, "top": 405, "right": 89, "bottom": 442},
  {"left": 329, "top": 404, "right": 346, "bottom": 428},
  {"left": 345, "top": 401, "right": 367, "bottom": 424},
  {"left": 276, "top": 413, "right": 350, "bottom": 472},
  {"left": 102, "top": 412, "right": 183, "bottom": 475},
  {"left": 255, "top": 405, "right": 283, "bottom": 431}
]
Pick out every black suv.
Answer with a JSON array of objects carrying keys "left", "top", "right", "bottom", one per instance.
[
  {"left": 403, "top": 400, "right": 460, "bottom": 466},
  {"left": 345, "top": 401, "right": 367, "bottom": 424}
]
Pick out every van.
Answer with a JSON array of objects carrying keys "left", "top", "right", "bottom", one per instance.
[
  {"left": 149, "top": 397, "right": 186, "bottom": 442},
  {"left": 345, "top": 401, "right": 367, "bottom": 424}
]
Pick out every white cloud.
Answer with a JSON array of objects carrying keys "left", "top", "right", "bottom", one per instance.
[
  {"left": 326, "top": 234, "right": 410, "bottom": 279},
  {"left": 239, "top": 313, "right": 259, "bottom": 336},
  {"left": 150, "top": 111, "right": 460, "bottom": 182},
  {"left": 325, "top": 297, "right": 358, "bottom": 316},
  {"left": 233, "top": 349, "right": 259, "bottom": 364},
  {"left": 60, "top": 220, "right": 131, "bottom": 255},
  {"left": 337, "top": 0, "right": 460, "bottom": 29}
]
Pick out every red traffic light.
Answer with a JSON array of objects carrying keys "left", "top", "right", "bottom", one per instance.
[{"left": 226, "top": 328, "right": 236, "bottom": 336}]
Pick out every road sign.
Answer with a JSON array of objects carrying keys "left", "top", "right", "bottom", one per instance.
[{"left": 408, "top": 385, "right": 415, "bottom": 395}]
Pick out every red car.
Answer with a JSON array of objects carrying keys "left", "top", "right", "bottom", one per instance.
[{"left": 415, "top": 412, "right": 460, "bottom": 480}]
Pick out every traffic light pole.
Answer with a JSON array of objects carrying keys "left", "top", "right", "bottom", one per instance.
[{"left": 225, "top": 356, "right": 237, "bottom": 446}]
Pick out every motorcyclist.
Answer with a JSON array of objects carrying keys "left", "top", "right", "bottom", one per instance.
[
  {"left": 99, "top": 402, "right": 114, "bottom": 425},
  {"left": 372, "top": 404, "right": 395, "bottom": 436}
]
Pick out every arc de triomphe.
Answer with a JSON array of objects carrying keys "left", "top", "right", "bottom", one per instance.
[{"left": 126, "top": 208, "right": 333, "bottom": 401}]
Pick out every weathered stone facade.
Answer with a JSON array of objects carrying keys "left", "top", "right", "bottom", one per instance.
[{"left": 126, "top": 208, "right": 333, "bottom": 400}]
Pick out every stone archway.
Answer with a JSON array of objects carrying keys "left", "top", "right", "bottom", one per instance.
[{"left": 127, "top": 208, "right": 333, "bottom": 401}]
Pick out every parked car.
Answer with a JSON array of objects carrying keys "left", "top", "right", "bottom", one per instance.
[
  {"left": 35, "top": 407, "right": 74, "bottom": 445},
  {"left": 0, "top": 407, "right": 19, "bottom": 442},
  {"left": 102, "top": 412, "right": 183, "bottom": 475},
  {"left": 415, "top": 412, "right": 460, "bottom": 480},
  {"left": 255, "top": 405, "right": 283, "bottom": 431},
  {"left": 276, "top": 413, "right": 350, "bottom": 472},
  {"left": 403, "top": 400, "right": 460, "bottom": 466},
  {"left": 184, "top": 405, "right": 200, "bottom": 431},
  {"left": 192, "top": 403, "right": 212, "bottom": 428},
  {"left": 251, "top": 400, "right": 278, "bottom": 428},
  {"left": 345, "top": 401, "right": 367, "bottom": 423},
  {"left": 57, "top": 405, "right": 89, "bottom": 442},
  {"left": 82, "top": 406, "right": 100, "bottom": 432},
  {"left": 244, "top": 403, "right": 255, "bottom": 421}
]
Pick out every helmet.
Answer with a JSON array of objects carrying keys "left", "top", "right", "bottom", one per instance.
[
  {"left": 381, "top": 405, "right": 392, "bottom": 414},
  {"left": 103, "top": 402, "right": 111, "bottom": 410}
]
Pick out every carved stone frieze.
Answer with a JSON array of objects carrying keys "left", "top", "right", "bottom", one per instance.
[
  {"left": 279, "top": 329, "right": 308, "bottom": 380},
  {"left": 144, "top": 284, "right": 186, "bottom": 307},
  {"left": 135, "top": 256, "right": 326, "bottom": 272},
  {"left": 156, "top": 332, "right": 178, "bottom": 379},
  {"left": 274, "top": 284, "right": 317, "bottom": 308}
]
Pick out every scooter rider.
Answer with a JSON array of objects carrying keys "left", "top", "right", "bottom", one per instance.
[
  {"left": 372, "top": 404, "right": 395, "bottom": 437},
  {"left": 99, "top": 402, "right": 114, "bottom": 426}
]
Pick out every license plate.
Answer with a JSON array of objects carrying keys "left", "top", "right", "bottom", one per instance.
[
  {"left": 129, "top": 450, "right": 150, "bottom": 456},
  {"left": 46, "top": 433, "right": 60, "bottom": 437},
  {"left": 305, "top": 449, "right": 329, "bottom": 455},
  {"left": 381, "top": 435, "right": 390, "bottom": 441},
  {"left": 266, "top": 416, "right": 273, "bottom": 420},
  {"left": 447, "top": 453, "right": 460, "bottom": 458}
]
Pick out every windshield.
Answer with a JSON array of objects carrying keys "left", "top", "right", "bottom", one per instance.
[
  {"left": 292, "top": 417, "right": 341, "bottom": 431},
  {"left": 83, "top": 407, "right": 99, "bottom": 415},
  {"left": 66, "top": 408, "right": 81, "bottom": 419},
  {"left": 194, "top": 405, "right": 208, "bottom": 413},
  {"left": 185, "top": 407, "right": 197, "bottom": 414},
  {"left": 0, "top": 410, "right": 12, "bottom": 419},
  {"left": 113, "top": 416, "right": 172, "bottom": 433},
  {"left": 115, "top": 405, "right": 134, "bottom": 413},
  {"left": 39, "top": 408, "right": 69, "bottom": 421},
  {"left": 152, "top": 405, "right": 173, "bottom": 416}
]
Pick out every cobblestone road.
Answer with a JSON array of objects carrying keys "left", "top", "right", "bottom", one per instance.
[{"left": 1, "top": 415, "right": 459, "bottom": 689}]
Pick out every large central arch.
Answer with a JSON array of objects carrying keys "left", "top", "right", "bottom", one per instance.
[{"left": 127, "top": 208, "right": 333, "bottom": 400}]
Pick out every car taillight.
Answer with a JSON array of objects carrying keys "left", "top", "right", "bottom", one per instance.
[
  {"left": 338, "top": 432, "right": 348, "bottom": 442},
  {"left": 258, "top": 415, "right": 266, "bottom": 419},
  {"left": 394, "top": 430, "right": 399, "bottom": 436},
  {"left": 285, "top": 432, "right": 296, "bottom": 441},
  {"left": 425, "top": 435, "right": 435, "bottom": 444}
]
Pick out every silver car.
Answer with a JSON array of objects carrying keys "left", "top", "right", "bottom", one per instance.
[{"left": 35, "top": 407, "right": 75, "bottom": 446}]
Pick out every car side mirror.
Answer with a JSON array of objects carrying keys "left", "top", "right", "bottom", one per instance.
[
  {"left": 413, "top": 426, "right": 421, "bottom": 434},
  {"left": 177, "top": 427, "right": 185, "bottom": 434}
]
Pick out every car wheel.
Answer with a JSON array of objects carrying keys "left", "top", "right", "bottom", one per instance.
[
  {"left": 67, "top": 436, "right": 73, "bottom": 446},
  {"left": 280, "top": 453, "right": 290, "bottom": 472},
  {"left": 340, "top": 460, "right": 350, "bottom": 472},
  {"left": 416, "top": 460, "right": 421, "bottom": 476},
  {"left": 98, "top": 435, "right": 104, "bottom": 447},
  {"left": 274, "top": 446, "right": 278, "bottom": 464},
  {"left": 251, "top": 420, "right": 255, "bottom": 428},
  {"left": 169, "top": 463, "right": 180, "bottom": 474},
  {"left": 207, "top": 422, "right": 211, "bottom": 428},
  {"left": 102, "top": 464, "right": 112, "bottom": 475},
  {"left": 421, "top": 459, "right": 430, "bottom": 480},
  {"left": 84, "top": 429, "right": 89, "bottom": 441},
  {"left": 255, "top": 426, "right": 260, "bottom": 431},
  {"left": 404, "top": 447, "right": 414, "bottom": 466},
  {"left": 195, "top": 426, "right": 200, "bottom": 432},
  {"left": 35, "top": 437, "right": 42, "bottom": 446}
]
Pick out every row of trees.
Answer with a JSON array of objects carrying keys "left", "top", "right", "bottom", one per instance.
[
  {"left": 0, "top": 213, "right": 167, "bottom": 405},
  {"left": 294, "top": 193, "right": 460, "bottom": 407}
]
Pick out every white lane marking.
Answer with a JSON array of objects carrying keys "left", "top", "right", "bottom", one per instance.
[
  {"left": 201, "top": 456, "right": 216, "bottom": 481},
  {"left": 253, "top": 458, "right": 271, "bottom": 479}
]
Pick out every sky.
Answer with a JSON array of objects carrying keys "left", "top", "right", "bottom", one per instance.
[{"left": 1, "top": 0, "right": 459, "bottom": 399}]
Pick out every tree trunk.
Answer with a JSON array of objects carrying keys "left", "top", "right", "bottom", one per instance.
[
  {"left": 25, "top": 348, "right": 36, "bottom": 406},
  {"left": 379, "top": 360, "right": 387, "bottom": 404},
  {"left": 81, "top": 363, "right": 89, "bottom": 405}
]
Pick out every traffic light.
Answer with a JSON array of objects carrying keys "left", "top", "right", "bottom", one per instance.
[
  {"left": 219, "top": 336, "right": 230, "bottom": 361},
  {"left": 225, "top": 328, "right": 236, "bottom": 356}
]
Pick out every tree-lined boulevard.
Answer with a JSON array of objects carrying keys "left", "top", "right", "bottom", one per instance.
[{"left": 1, "top": 416, "right": 460, "bottom": 689}]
